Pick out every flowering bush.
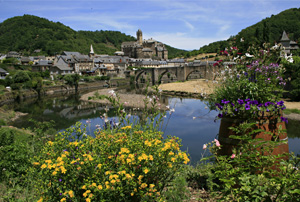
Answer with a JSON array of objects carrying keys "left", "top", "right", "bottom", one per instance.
[
  {"left": 30, "top": 121, "right": 189, "bottom": 202},
  {"left": 211, "top": 59, "right": 287, "bottom": 120},
  {"left": 201, "top": 123, "right": 300, "bottom": 202}
]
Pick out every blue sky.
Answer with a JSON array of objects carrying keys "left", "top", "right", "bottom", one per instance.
[{"left": 0, "top": 0, "right": 299, "bottom": 50}]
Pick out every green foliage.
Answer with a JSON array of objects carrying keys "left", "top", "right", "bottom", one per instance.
[
  {"left": 0, "top": 127, "right": 33, "bottom": 183},
  {"left": 63, "top": 73, "right": 80, "bottom": 93},
  {"left": 201, "top": 122, "right": 300, "bottom": 201},
  {"left": 283, "top": 59, "right": 300, "bottom": 100},
  {"left": 2, "top": 57, "right": 19, "bottom": 64},
  {"left": 94, "top": 75, "right": 110, "bottom": 81},
  {"left": 163, "top": 172, "right": 191, "bottom": 202}
]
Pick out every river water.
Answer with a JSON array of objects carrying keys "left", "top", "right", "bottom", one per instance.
[{"left": 9, "top": 91, "right": 300, "bottom": 164}]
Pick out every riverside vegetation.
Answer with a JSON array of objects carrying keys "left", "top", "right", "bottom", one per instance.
[
  {"left": 1, "top": 46, "right": 300, "bottom": 202},
  {"left": 1, "top": 84, "right": 300, "bottom": 202}
]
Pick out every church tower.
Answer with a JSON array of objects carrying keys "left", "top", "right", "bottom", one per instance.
[
  {"left": 89, "top": 44, "right": 95, "bottom": 58},
  {"left": 136, "top": 29, "right": 143, "bottom": 46}
]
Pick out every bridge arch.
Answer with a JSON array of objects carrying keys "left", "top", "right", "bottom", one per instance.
[
  {"left": 158, "top": 69, "right": 178, "bottom": 84},
  {"left": 186, "top": 69, "right": 203, "bottom": 80},
  {"left": 135, "top": 70, "right": 152, "bottom": 84}
]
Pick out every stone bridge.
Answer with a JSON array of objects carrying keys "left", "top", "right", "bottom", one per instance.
[{"left": 135, "top": 61, "right": 227, "bottom": 85}]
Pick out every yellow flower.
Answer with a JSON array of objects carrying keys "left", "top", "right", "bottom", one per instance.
[
  {"left": 138, "top": 175, "right": 143, "bottom": 181},
  {"left": 149, "top": 184, "right": 155, "bottom": 188},
  {"left": 41, "top": 164, "right": 47, "bottom": 169},
  {"left": 73, "top": 141, "right": 79, "bottom": 146},
  {"left": 97, "top": 185, "right": 103, "bottom": 190},
  {"left": 82, "top": 185, "right": 86, "bottom": 189},
  {"left": 48, "top": 141, "right": 53, "bottom": 146},
  {"left": 33, "top": 162, "right": 40, "bottom": 166},
  {"left": 47, "top": 164, "right": 52, "bottom": 169},
  {"left": 37, "top": 197, "right": 43, "bottom": 202},
  {"left": 52, "top": 171, "right": 57, "bottom": 176},
  {"left": 148, "top": 155, "right": 154, "bottom": 161},
  {"left": 61, "top": 166, "right": 67, "bottom": 174},
  {"left": 68, "top": 190, "right": 74, "bottom": 198},
  {"left": 97, "top": 164, "right": 102, "bottom": 168},
  {"left": 86, "top": 198, "right": 91, "bottom": 202},
  {"left": 61, "top": 154, "right": 66, "bottom": 158},
  {"left": 92, "top": 183, "right": 96, "bottom": 187},
  {"left": 131, "top": 193, "right": 134, "bottom": 196},
  {"left": 121, "top": 125, "right": 132, "bottom": 130},
  {"left": 45, "top": 159, "right": 52, "bottom": 164},
  {"left": 171, "top": 157, "right": 176, "bottom": 162},
  {"left": 60, "top": 198, "right": 66, "bottom": 202},
  {"left": 140, "top": 183, "right": 148, "bottom": 189},
  {"left": 143, "top": 168, "right": 149, "bottom": 174}
]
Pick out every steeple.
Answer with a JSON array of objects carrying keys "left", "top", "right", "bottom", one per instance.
[
  {"left": 280, "top": 31, "right": 290, "bottom": 41},
  {"left": 90, "top": 44, "right": 94, "bottom": 54},
  {"left": 89, "top": 44, "right": 95, "bottom": 58}
]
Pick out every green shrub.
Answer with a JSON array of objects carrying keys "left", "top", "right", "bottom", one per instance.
[
  {"left": 0, "top": 128, "right": 34, "bottom": 184},
  {"left": 31, "top": 122, "right": 189, "bottom": 201}
]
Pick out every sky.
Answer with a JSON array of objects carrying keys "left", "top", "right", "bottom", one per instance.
[{"left": 0, "top": 0, "right": 299, "bottom": 50}]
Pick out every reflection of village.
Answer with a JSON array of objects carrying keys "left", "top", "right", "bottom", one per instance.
[{"left": 46, "top": 94, "right": 170, "bottom": 120}]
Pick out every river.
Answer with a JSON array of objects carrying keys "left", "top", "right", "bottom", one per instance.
[{"left": 8, "top": 91, "right": 300, "bottom": 164}]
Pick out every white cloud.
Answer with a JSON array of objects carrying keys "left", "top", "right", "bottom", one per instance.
[{"left": 145, "top": 32, "right": 228, "bottom": 50}]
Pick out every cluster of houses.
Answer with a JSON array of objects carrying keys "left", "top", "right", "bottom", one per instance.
[
  {"left": 0, "top": 30, "right": 298, "bottom": 80},
  {"left": 0, "top": 47, "right": 188, "bottom": 78}
]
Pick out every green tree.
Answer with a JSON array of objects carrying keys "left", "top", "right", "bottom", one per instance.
[{"left": 64, "top": 73, "right": 80, "bottom": 94}]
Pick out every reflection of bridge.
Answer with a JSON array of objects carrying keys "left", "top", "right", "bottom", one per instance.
[{"left": 135, "top": 61, "right": 222, "bottom": 85}]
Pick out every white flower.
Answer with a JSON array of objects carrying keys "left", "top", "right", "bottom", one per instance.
[
  {"left": 245, "top": 53, "right": 254, "bottom": 58},
  {"left": 203, "top": 144, "right": 207, "bottom": 150},
  {"left": 166, "top": 105, "right": 170, "bottom": 109},
  {"left": 193, "top": 117, "right": 196, "bottom": 120},
  {"left": 127, "top": 114, "right": 131, "bottom": 118},
  {"left": 108, "top": 90, "right": 116, "bottom": 97}
]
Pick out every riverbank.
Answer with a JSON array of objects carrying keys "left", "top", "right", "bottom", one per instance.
[
  {"left": 80, "top": 88, "right": 168, "bottom": 110},
  {"left": 158, "top": 79, "right": 300, "bottom": 120}
]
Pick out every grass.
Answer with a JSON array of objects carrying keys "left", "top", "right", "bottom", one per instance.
[{"left": 283, "top": 108, "right": 300, "bottom": 115}]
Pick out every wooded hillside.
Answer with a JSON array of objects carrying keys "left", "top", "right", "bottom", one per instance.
[{"left": 0, "top": 15, "right": 185, "bottom": 58}]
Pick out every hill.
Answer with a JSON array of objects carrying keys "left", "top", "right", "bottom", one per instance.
[
  {"left": 198, "top": 8, "right": 300, "bottom": 54},
  {"left": 0, "top": 15, "right": 185, "bottom": 58}
]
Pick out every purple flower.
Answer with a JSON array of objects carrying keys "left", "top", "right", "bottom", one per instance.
[
  {"left": 245, "top": 104, "right": 251, "bottom": 110},
  {"left": 277, "top": 101, "right": 284, "bottom": 106},
  {"left": 237, "top": 99, "right": 244, "bottom": 104},
  {"left": 218, "top": 113, "right": 223, "bottom": 118},
  {"left": 280, "top": 117, "right": 288, "bottom": 124},
  {"left": 59, "top": 179, "right": 62, "bottom": 182},
  {"left": 215, "top": 103, "right": 223, "bottom": 110},
  {"left": 264, "top": 102, "right": 271, "bottom": 107},
  {"left": 250, "top": 100, "right": 258, "bottom": 105}
]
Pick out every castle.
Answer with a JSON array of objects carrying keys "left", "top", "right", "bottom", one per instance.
[{"left": 121, "top": 29, "right": 168, "bottom": 60}]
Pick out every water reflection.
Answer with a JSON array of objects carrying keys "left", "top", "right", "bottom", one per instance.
[{"left": 9, "top": 94, "right": 300, "bottom": 165}]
